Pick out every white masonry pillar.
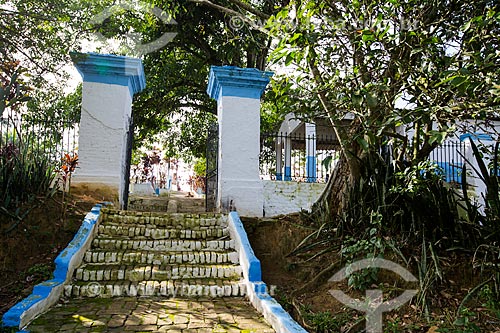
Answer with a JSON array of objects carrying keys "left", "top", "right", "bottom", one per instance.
[
  {"left": 71, "top": 53, "right": 146, "bottom": 207},
  {"left": 305, "top": 123, "right": 317, "bottom": 182},
  {"left": 207, "top": 66, "right": 273, "bottom": 217}
]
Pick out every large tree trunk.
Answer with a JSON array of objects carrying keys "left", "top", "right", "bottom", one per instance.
[{"left": 311, "top": 154, "right": 351, "bottom": 220}]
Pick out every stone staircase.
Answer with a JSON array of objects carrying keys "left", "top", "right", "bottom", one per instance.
[{"left": 63, "top": 208, "right": 245, "bottom": 298}]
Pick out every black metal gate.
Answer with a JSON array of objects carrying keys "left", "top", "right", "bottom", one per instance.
[
  {"left": 121, "top": 116, "right": 134, "bottom": 210},
  {"left": 205, "top": 123, "right": 218, "bottom": 212}
]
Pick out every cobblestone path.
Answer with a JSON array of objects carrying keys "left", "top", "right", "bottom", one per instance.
[{"left": 28, "top": 297, "right": 274, "bottom": 332}]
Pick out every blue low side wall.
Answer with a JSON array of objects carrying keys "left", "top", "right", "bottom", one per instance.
[
  {"left": 1, "top": 203, "right": 104, "bottom": 330},
  {"left": 227, "top": 212, "right": 307, "bottom": 333}
]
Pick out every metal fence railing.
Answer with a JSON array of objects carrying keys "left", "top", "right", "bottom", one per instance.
[
  {"left": 260, "top": 132, "right": 340, "bottom": 183},
  {"left": 0, "top": 109, "right": 79, "bottom": 168},
  {"left": 260, "top": 133, "right": 469, "bottom": 185},
  {"left": 429, "top": 141, "right": 466, "bottom": 184}
]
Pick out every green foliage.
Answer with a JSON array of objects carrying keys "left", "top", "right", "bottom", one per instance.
[
  {"left": 303, "top": 310, "right": 347, "bottom": 333},
  {"left": 452, "top": 308, "right": 481, "bottom": 333},
  {"left": 341, "top": 212, "right": 385, "bottom": 290},
  {"left": 23, "top": 263, "right": 54, "bottom": 284},
  {"left": 462, "top": 139, "right": 500, "bottom": 230},
  {"left": 459, "top": 140, "right": 500, "bottom": 299},
  {"left": 416, "top": 238, "right": 444, "bottom": 320},
  {"left": 0, "top": 142, "right": 57, "bottom": 205},
  {"left": 1, "top": 0, "right": 108, "bottom": 76},
  {"left": 273, "top": 287, "right": 293, "bottom": 313},
  {"left": 193, "top": 158, "right": 206, "bottom": 177},
  {"left": 320, "top": 154, "right": 340, "bottom": 174},
  {"left": 0, "top": 141, "right": 58, "bottom": 232},
  {"left": 384, "top": 318, "right": 403, "bottom": 333},
  {"left": 437, "top": 308, "right": 481, "bottom": 333},
  {"left": 129, "top": 0, "right": 280, "bottom": 156},
  {"left": 0, "top": 54, "right": 66, "bottom": 233},
  {"left": 294, "top": 155, "right": 477, "bottom": 313},
  {"left": 25, "top": 84, "right": 82, "bottom": 126},
  {"left": 479, "top": 284, "right": 500, "bottom": 318},
  {"left": 268, "top": 0, "right": 500, "bottom": 174},
  {"left": 0, "top": 61, "right": 31, "bottom": 115}
]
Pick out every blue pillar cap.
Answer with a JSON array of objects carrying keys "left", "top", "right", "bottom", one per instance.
[
  {"left": 207, "top": 66, "right": 273, "bottom": 101},
  {"left": 70, "top": 52, "right": 146, "bottom": 96},
  {"left": 460, "top": 132, "right": 494, "bottom": 142}
]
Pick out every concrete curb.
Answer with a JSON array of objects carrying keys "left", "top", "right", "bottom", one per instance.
[
  {"left": 227, "top": 212, "right": 307, "bottom": 333},
  {"left": 1, "top": 204, "right": 105, "bottom": 330}
]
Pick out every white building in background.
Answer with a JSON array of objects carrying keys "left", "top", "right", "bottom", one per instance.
[{"left": 271, "top": 112, "right": 500, "bottom": 214}]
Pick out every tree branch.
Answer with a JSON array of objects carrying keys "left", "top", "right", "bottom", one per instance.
[
  {"left": 224, "top": 0, "right": 270, "bottom": 19},
  {"left": 188, "top": 0, "right": 268, "bottom": 33}
]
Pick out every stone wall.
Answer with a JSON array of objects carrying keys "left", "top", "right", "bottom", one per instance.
[{"left": 263, "top": 181, "right": 326, "bottom": 217}]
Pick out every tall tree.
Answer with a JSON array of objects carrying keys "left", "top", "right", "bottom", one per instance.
[
  {"left": 265, "top": 0, "right": 500, "bottom": 213},
  {"left": 128, "top": 0, "right": 286, "bottom": 156},
  {"left": 0, "top": 0, "right": 114, "bottom": 128},
  {"left": 0, "top": 0, "right": 105, "bottom": 76}
]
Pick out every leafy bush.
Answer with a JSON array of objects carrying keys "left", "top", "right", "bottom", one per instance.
[
  {"left": 479, "top": 284, "right": 500, "bottom": 319},
  {"left": 22, "top": 263, "right": 54, "bottom": 284},
  {"left": 293, "top": 153, "right": 475, "bottom": 312},
  {"left": 304, "top": 310, "right": 346, "bottom": 333},
  {"left": 193, "top": 157, "right": 206, "bottom": 177},
  {"left": 0, "top": 141, "right": 57, "bottom": 230}
]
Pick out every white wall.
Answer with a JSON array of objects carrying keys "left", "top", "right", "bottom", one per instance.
[
  {"left": 73, "top": 81, "right": 132, "bottom": 188},
  {"left": 217, "top": 96, "right": 263, "bottom": 216},
  {"left": 263, "top": 181, "right": 326, "bottom": 217}
]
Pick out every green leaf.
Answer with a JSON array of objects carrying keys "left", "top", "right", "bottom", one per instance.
[
  {"left": 322, "top": 156, "right": 333, "bottom": 171},
  {"left": 450, "top": 76, "right": 468, "bottom": 88},
  {"left": 362, "top": 31, "right": 375, "bottom": 42},
  {"left": 352, "top": 92, "right": 363, "bottom": 107},
  {"left": 453, "top": 317, "right": 466, "bottom": 326},
  {"left": 356, "top": 136, "right": 369, "bottom": 151},
  {"left": 428, "top": 130, "right": 447, "bottom": 145},
  {"left": 422, "top": 36, "right": 439, "bottom": 45},
  {"left": 461, "top": 20, "right": 471, "bottom": 32},
  {"left": 285, "top": 52, "right": 295, "bottom": 66},
  {"left": 366, "top": 92, "right": 378, "bottom": 108},
  {"left": 289, "top": 33, "right": 302, "bottom": 42}
]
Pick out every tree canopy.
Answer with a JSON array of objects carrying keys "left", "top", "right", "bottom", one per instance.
[
  {"left": 267, "top": 0, "right": 500, "bottom": 177},
  {"left": 129, "top": 0, "right": 286, "bottom": 157}
]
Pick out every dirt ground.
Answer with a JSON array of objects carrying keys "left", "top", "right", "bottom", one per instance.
[
  {"left": 0, "top": 191, "right": 100, "bottom": 316},
  {"left": 244, "top": 215, "right": 500, "bottom": 333}
]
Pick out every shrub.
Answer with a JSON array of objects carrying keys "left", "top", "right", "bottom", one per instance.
[{"left": 0, "top": 141, "right": 57, "bottom": 230}]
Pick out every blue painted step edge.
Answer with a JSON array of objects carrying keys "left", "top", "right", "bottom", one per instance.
[
  {"left": 1, "top": 203, "right": 105, "bottom": 330},
  {"left": 227, "top": 212, "right": 307, "bottom": 333}
]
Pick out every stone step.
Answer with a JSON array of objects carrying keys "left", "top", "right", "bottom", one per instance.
[
  {"left": 64, "top": 279, "right": 246, "bottom": 298},
  {"left": 126, "top": 204, "right": 169, "bottom": 212},
  {"left": 83, "top": 250, "right": 239, "bottom": 265},
  {"left": 101, "top": 209, "right": 226, "bottom": 228},
  {"left": 92, "top": 238, "right": 235, "bottom": 252},
  {"left": 97, "top": 223, "right": 229, "bottom": 239},
  {"left": 75, "top": 264, "right": 242, "bottom": 281}
]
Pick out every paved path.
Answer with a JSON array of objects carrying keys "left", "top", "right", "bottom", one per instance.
[
  {"left": 28, "top": 297, "right": 274, "bottom": 332},
  {"left": 128, "top": 191, "right": 205, "bottom": 213},
  {"left": 169, "top": 191, "right": 206, "bottom": 214}
]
